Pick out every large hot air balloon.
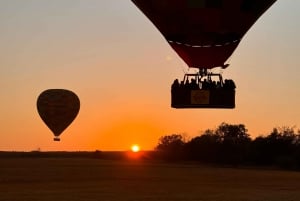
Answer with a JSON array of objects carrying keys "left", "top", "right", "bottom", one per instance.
[
  {"left": 37, "top": 89, "right": 80, "bottom": 141},
  {"left": 132, "top": 0, "right": 276, "bottom": 108}
]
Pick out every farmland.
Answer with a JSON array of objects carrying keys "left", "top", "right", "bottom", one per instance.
[{"left": 1, "top": 154, "right": 300, "bottom": 201}]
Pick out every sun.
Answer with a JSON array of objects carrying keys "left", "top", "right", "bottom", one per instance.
[{"left": 131, "top": 144, "right": 140, "bottom": 153}]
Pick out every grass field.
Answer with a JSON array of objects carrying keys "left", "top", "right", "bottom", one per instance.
[{"left": 1, "top": 157, "right": 300, "bottom": 201}]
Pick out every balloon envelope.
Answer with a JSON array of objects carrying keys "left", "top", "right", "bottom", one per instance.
[
  {"left": 37, "top": 89, "right": 80, "bottom": 140},
  {"left": 132, "top": 0, "right": 276, "bottom": 69}
]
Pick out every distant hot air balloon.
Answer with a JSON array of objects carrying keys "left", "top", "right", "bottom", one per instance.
[
  {"left": 37, "top": 89, "right": 80, "bottom": 141},
  {"left": 132, "top": 0, "right": 276, "bottom": 108}
]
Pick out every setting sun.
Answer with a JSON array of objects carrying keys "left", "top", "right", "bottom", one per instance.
[{"left": 131, "top": 144, "right": 140, "bottom": 152}]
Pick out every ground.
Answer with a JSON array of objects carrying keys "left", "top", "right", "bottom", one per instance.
[{"left": 1, "top": 157, "right": 300, "bottom": 201}]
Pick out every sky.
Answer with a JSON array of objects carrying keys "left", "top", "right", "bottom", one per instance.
[{"left": 0, "top": 0, "right": 299, "bottom": 151}]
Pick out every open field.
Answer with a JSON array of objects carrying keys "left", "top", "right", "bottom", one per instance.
[{"left": 1, "top": 157, "right": 300, "bottom": 201}]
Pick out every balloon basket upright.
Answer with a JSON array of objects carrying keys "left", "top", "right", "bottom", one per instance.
[
  {"left": 54, "top": 137, "right": 60, "bottom": 141},
  {"left": 171, "top": 70, "right": 236, "bottom": 109}
]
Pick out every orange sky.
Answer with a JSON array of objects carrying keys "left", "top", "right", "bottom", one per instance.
[{"left": 0, "top": 1, "right": 300, "bottom": 151}]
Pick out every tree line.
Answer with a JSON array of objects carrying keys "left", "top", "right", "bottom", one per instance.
[{"left": 155, "top": 122, "right": 300, "bottom": 170}]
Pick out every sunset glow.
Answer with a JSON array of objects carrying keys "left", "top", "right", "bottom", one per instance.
[
  {"left": 131, "top": 145, "right": 140, "bottom": 152},
  {"left": 0, "top": 1, "right": 299, "bottom": 151}
]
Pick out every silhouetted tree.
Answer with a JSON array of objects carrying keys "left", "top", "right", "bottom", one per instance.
[
  {"left": 265, "top": 127, "right": 299, "bottom": 168},
  {"left": 215, "top": 122, "right": 251, "bottom": 165},
  {"left": 156, "top": 134, "right": 185, "bottom": 160},
  {"left": 250, "top": 126, "right": 300, "bottom": 168},
  {"left": 185, "top": 129, "right": 219, "bottom": 162},
  {"left": 250, "top": 136, "right": 270, "bottom": 165},
  {"left": 154, "top": 123, "right": 300, "bottom": 170}
]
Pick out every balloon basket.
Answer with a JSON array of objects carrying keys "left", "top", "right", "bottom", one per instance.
[
  {"left": 171, "top": 72, "right": 235, "bottom": 109},
  {"left": 54, "top": 137, "right": 60, "bottom": 141}
]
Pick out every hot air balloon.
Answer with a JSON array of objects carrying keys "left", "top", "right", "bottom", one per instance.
[
  {"left": 132, "top": 0, "right": 276, "bottom": 108},
  {"left": 37, "top": 89, "right": 80, "bottom": 141}
]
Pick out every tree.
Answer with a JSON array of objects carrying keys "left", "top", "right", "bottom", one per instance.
[
  {"left": 185, "top": 129, "right": 219, "bottom": 162},
  {"left": 265, "top": 126, "right": 298, "bottom": 168},
  {"left": 250, "top": 126, "right": 300, "bottom": 168},
  {"left": 154, "top": 124, "right": 300, "bottom": 169},
  {"left": 215, "top": 122, "right": 251, "bottom": 165},
  {"left": 155, "top": 134, "right": 186, "bottom": 160}
]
